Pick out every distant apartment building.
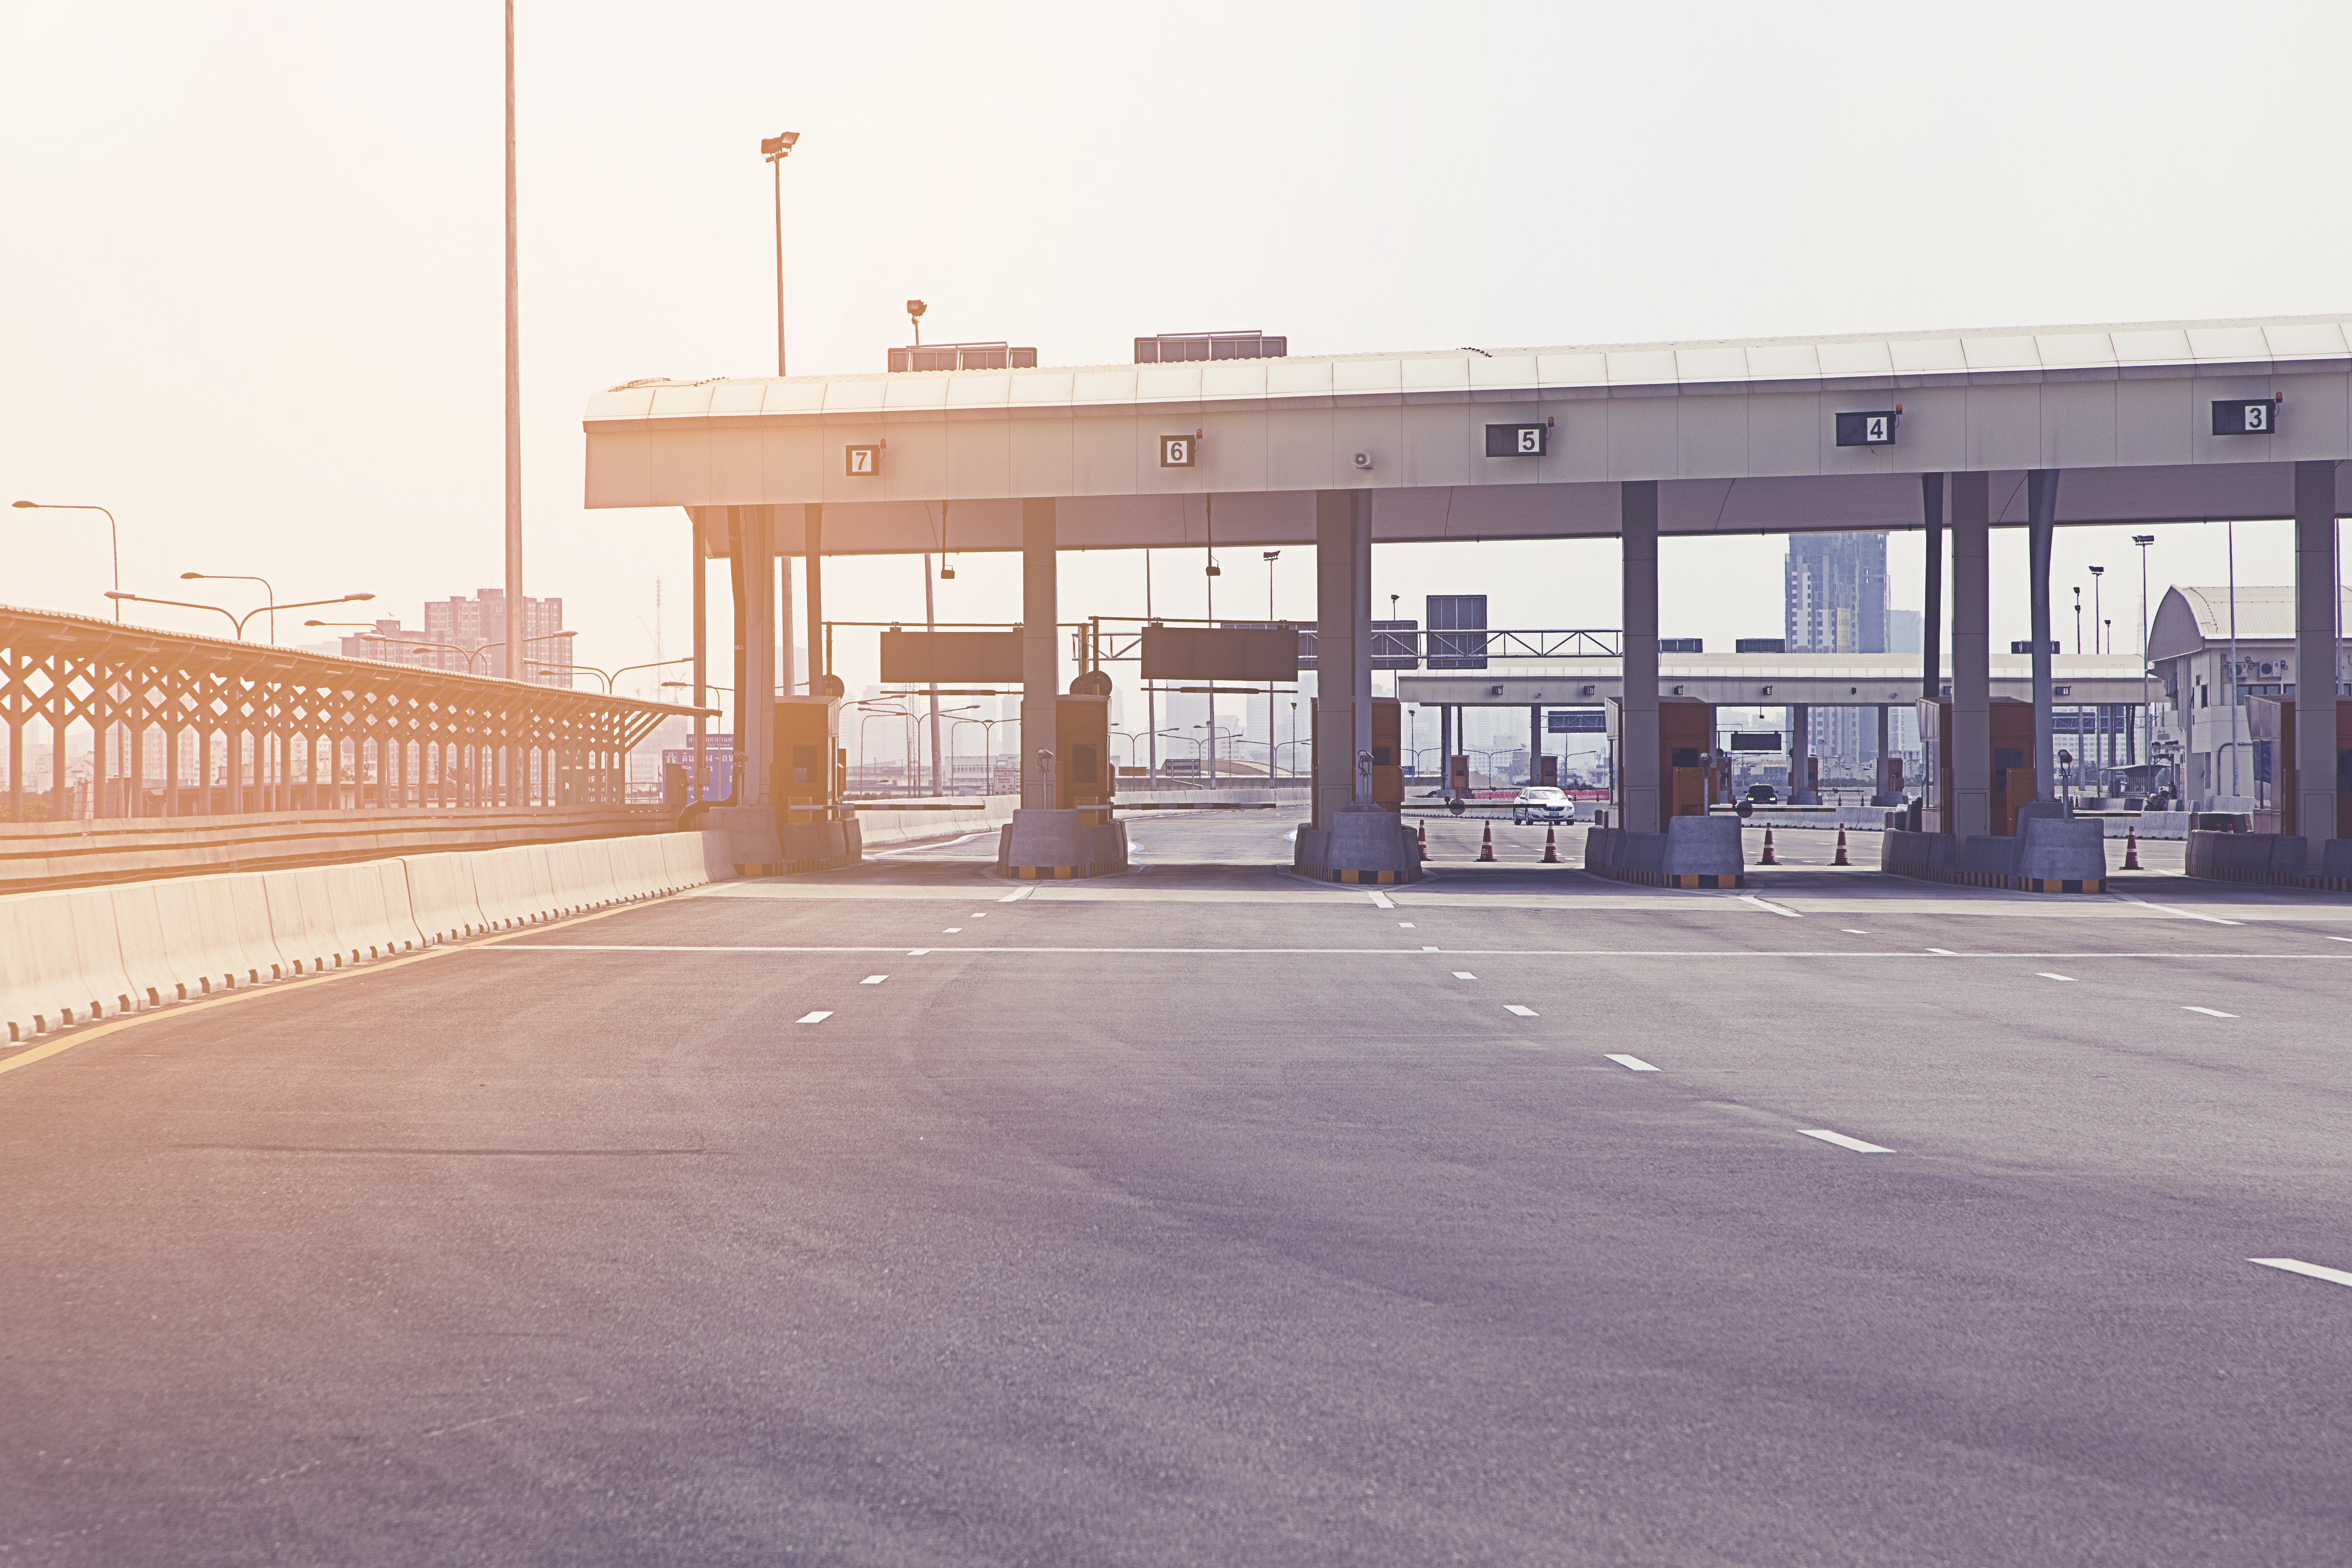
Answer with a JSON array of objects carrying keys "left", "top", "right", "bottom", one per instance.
[
  {"left": 1786, "top": 533, "right": 1892, "bottom": 769},
  {"left": 330, "top": 592, "right": 570, "bottom": 683}
]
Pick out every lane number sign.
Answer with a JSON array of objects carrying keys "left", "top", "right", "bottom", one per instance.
[
  {"left": 2212, "top": 398, "right": 2279, "bottom": 435},
  {"left": 1159, "top": 435, "right": 1195, "bottom": 467},
  {"left": 844, "top": 444, "right": 881, "bottom": 476},
  {"left": 1485, "top": 423, "right": 1548, "bottom": 457},
  {"left": 1835, "top": 411, "right": 1898, "bottom": 447}
]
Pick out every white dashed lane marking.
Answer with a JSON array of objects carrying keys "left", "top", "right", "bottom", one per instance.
[
  {"left": 943, "top": 928, "right": 962, "bottom": 934},
  {"left": 1452, "top": 972, "right": 1477, "bottom": 980},
  {"left": 2184, "top": 1006, "right": 2237, "bottom": 1018},
  {"left": 1800, "top": 1129, "right": 1893, "bottom": 1153},
  {"left": 796, "top": 1011, "right": 833, "bottom": 1025},
  {"left": 860, "top": 975, "right": 889, "bottom": 985},
  {"left": 1842, "top": 929, "right": 1869, "bottom": 935},
  {"left": 2251, "top": 1257, "right": 2352, "bottom": 1288},
  {"left": 1399, "top": 922, "right": 1416, "bottom": 928},
  {"left": 2037, "top": 972, "right": 2076, "bottom": 982},
  {"left": 1504, "top": 1005, "right": 1539, "bottom": 1018},
  {"left": 1605, "top": 1054, "right": 1659, "bottom": 1072}
]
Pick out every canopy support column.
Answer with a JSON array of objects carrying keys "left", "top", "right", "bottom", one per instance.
[
  {"left": 1619, "top": 482, "right": 1660, "bottom": 834},
  {"left": 2293, "top": 460, "right": 2341, "bottom": 859},
  {"left": 1952, "top": 472, "right": 1992, "bottom": 839}
]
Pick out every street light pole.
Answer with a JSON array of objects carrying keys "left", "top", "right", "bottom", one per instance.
[
  {"left": 181, "top": 571, "right": 277, "bottom": 641},
  {"left": 11, "top": 500, "right": 121, "bottom": 618},
  {"left": 2134, "top": 535, "right": 2156, "bottom": 797}
]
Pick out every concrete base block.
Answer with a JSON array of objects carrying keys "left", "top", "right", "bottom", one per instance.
[
  {"left": 1583, "top": 815, "right": 1744, "bottom": 889},
  {"left": 2017, "top": 816, "right": 2107, "bottom": 887},
  {"left": 999, "top": 808, "right": 1129, "bottom": 879},
  {"left": 1293, "top": 808, "right": 1421, "bottom": 884},
  {"left": 1879, "top": 828, "right": 1957, "bottom": 879},
  {"left": 2321, "top": 840, "right": 2352, "bottom": 882},
  {"left": 2187, "top": 830, "right": 2308, "bottom": 885},
  {"left": 780, "top": 817, "right": 861, "bottom": 875},
  {"left": 707, "top": 806, "right": 785, "bottom": 875}
]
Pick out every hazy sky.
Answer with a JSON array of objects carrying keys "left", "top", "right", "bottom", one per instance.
[{"left": 7, "top": 0, "right": 2347, "bottom": 707}]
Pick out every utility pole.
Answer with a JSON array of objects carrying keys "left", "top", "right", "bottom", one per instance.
[{"left": 503, "top": 0, "right": 524, "bottom": 706}]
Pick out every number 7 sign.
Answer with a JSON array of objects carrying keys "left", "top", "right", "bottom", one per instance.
[{"left": 844, "top": 444, "right": 880, "bottom": 476}]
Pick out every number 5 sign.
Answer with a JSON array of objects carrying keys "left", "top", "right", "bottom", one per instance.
[
  {"left": 1159, "top": 435, "right": 1195, "bottom": 467},
  {"left": 844, "top": 444, "right": 880, "bottom": 476}
]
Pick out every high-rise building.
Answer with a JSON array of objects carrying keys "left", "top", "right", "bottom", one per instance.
[
  {"left": 1785, "top": 534, "right": 1888, "bottom": 769},
  {"left": 419, "top": 588, "right": 572, "bottom": 685}
]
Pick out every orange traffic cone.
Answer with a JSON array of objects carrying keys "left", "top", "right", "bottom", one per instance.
[
  {"left": 1477, "top": 823, "right": 1496, "bottom": 862},
  {"left": 1833, "top": 826, "right": 1850, "bottom": 866},
  {"left": 2124, "top": 825, "right": 2141, "bottom": 870},
  {"left": 1417, "top": 821, "right": 1429, "bottom": 861},
  {"left": 1761, "top": 826, "right": 1778, "bottom": 865},
  {"left": 1542, "top": 826, "right": 1560, "bottom": 863}
]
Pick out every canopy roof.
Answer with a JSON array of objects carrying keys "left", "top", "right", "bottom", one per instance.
[{"left": 2148, "top": 584, "right": 2352, "bottom": 658}]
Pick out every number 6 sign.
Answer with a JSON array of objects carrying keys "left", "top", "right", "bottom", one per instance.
[{"left": 1159, "top": 435, "right": 1194, "bottom": 467}]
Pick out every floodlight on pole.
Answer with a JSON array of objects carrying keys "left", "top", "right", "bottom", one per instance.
[{"left": 907, "top": 299, "right": 926, "bottom": 348}]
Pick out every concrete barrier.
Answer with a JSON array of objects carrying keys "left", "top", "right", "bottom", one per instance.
[
  {"left": 0, "top": 830, "right": 738, "bottom": 1044},
  {"left": 0, "top": 888, "right": 137, "bottom": 1040},
  {"left": 1584, "top": 816, "right": 1745, "bottom": 889}
]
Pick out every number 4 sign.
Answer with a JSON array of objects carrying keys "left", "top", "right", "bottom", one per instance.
[{"left": 1835, "top": 410, "right": 1899, "bottom": 448}]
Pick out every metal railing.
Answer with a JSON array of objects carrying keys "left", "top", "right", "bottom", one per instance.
[{"left": 3, "top": 603, "right": 707, "bottom": 824}]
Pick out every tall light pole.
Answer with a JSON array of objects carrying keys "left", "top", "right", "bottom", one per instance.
[
  {"left": 504, "top": 0, "right": 524, "bottom": 694},
  {"left": 2134, "top": 534, "right": 2156, "bottom": 797},
  {"left": 763, "top": 132, "right": 800, "bottom": 375},
  {"left": 11, "top": 500, "right": 120, "bottom": 617}
]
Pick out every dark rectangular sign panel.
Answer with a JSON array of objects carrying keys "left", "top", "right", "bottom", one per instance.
[
  {"left": 1140, "top": 624, "right": 1300, "bottom": 681},
  {"left": 1835, "top": 410, "right": 1898, "bottom": 447},
  {"left": 879, "top": 630, "right": 1025, "bottom": 684},
  {"left": 2211, "top": 398, "right": 2277, "bottom": 435},
  {"left": 1729, "top": 732, "right": 1783, "bottom": 752},
  {"left": 1547, "top": 709, "right": 1606, "bottom": 733}
]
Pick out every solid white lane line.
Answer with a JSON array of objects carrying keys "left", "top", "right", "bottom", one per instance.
[
  {"left": 1926, "top": 947, "right": 1957, "bottom": 955},
  {"left": 1741, "top": 895, "right": 1802, "bottom": 918},
  {"left": 2108, "top": 888, "right": 2241, "bottom": 925},
  {"left": 796, "top": 1011, "right": 833, "bottom": 1024},
  {"left": 1504, "top": 1004, "right": 1539, "bottom": 1017},
  {"left": 860, "top": 975, "right": 889, "bottom": 985},
  {"left": 2037, "top": 972, "right": 2076, "bottom": 982},
  {"left": 1605, "top": 1054, "right": 1660, "bottom": 1072},
  {"left": 1452, "top": 972, "right": 1477, "bottom": 980},
  {"left": 2329, "top": 936, "right": 2352, "bottom": 943},
  {"left": 906, "top": 949, "right": 930, "bottom": 956},
  {"left": 2250, "top": 1257, "right": 2352, "bottom": 1289},
  {"left": 479, "top": 945, "right": 2352, "bottom": 961},
  {"left": 1367, "top": 890, "right": 1396, "bottom": 909},
  {"left": 997, "top": 889, "right": 1032, "bottom": 903},
  {"left": 2183, "top": 1006, "right": 2237, "bottom": 1018},
  {"left": 1800, "top": 1129, "right": 1893, "bottom": 1153},
  {"left": 1422, "top": 945, "right": 1440, "bottom": 951}
]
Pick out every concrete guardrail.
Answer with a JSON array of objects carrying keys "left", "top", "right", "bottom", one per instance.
[{"left": 0, "top": 828, "right": 736, "bottom": 1044}]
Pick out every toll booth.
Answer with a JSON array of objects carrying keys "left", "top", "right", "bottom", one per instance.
[
  {"left": 1310, "top": 697, "right": 1404, "bottom": 826},
  {"left": 772, "top": 696, "right": 844, "bottom": 822},
  {"left": 2246, "top": 696, "right": 2352, "bottom": 836},
  {"left": 1605, "top": 696, "right": 1718, "bottom": 825},
  {"left": 1917, "top": 697, "right": 2036, "bottom": 835},
  {"left": 1051, "top": 695, "right": 1116, "bottom": 810}
]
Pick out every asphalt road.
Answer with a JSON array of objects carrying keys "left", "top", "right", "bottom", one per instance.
[{"left": 3, "top": 809, "right": 2349, "bottom": 1566}]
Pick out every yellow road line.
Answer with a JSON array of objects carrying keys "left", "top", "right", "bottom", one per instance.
[{"left": 0, "top": 896, "right": 679, "bottom": 1083}]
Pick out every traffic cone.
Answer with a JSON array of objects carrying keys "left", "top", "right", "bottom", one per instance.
[
  {"left": 1542, "top": 826, "right": 1559, "bottom": 863},
  {"left": 1833, "top": 826, "right": 1850, "bottom": 867},
  {"left": 1416, "top": 821, "right": 1429, "bottom": 861},
  {"left": 1477, "top": 823, "right": 1496, "bottom": 862},
  {"left": 1761, "top": 826, "right": 1778, "bottom": 865},
  {"left": 2124, "top": 825, "right": 2141, "bottom": 870}
]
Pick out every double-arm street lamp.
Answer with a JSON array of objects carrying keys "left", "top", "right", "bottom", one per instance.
[
  {"left": 111, "top": 588, "right": 373, "bottom": 639},
  {"left": 362, "top": 628, "right": 574, "bottom": 675},
  {"left": 534, "top": 652, "right": 688, "bottom": 694},
  {"left": 12, "top": 500, "right": 121, "bottom": 618}
]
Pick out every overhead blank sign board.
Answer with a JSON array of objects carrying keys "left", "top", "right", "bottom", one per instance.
[
  {"left": 1140, "top": 625, "right": 1300, "bottom": 682},
  {"left": 879, "top": 630, "right": 1025, "bottom": 684}
]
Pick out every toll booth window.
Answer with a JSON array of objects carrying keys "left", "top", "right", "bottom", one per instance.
[
  {"left": 1670, "top": 748, "right": 1702, "bottom": 768},
  {"left": 1994, "top": 748, "right": 2024, "bottom": 769},
  {"left": 1072, "top": 744, "right": 1098, "bottom": 784},
  {"left": 793, "top": 744, "right": 820, "bottom": 784},
  {"left": 1371, "top": 746, "right": 1393, "bottom": 765}
]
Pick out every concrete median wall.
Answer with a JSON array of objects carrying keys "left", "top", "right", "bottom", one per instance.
[{"left": 0, "top": 829, "right": 735, "bottom": 1045}]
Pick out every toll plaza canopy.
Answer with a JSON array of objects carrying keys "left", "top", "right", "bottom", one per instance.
[{"left": 584, "top": 314, "right": 2352, "bottom": 553}]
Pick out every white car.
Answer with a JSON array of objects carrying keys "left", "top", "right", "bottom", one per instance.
[{"left": 1511, "top": 787, "right": 1576, "bottom": 825}]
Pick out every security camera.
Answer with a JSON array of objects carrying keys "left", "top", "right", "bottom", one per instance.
[{"left": 1352, "top": 451, "right": 1374, "bottom": 470}]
